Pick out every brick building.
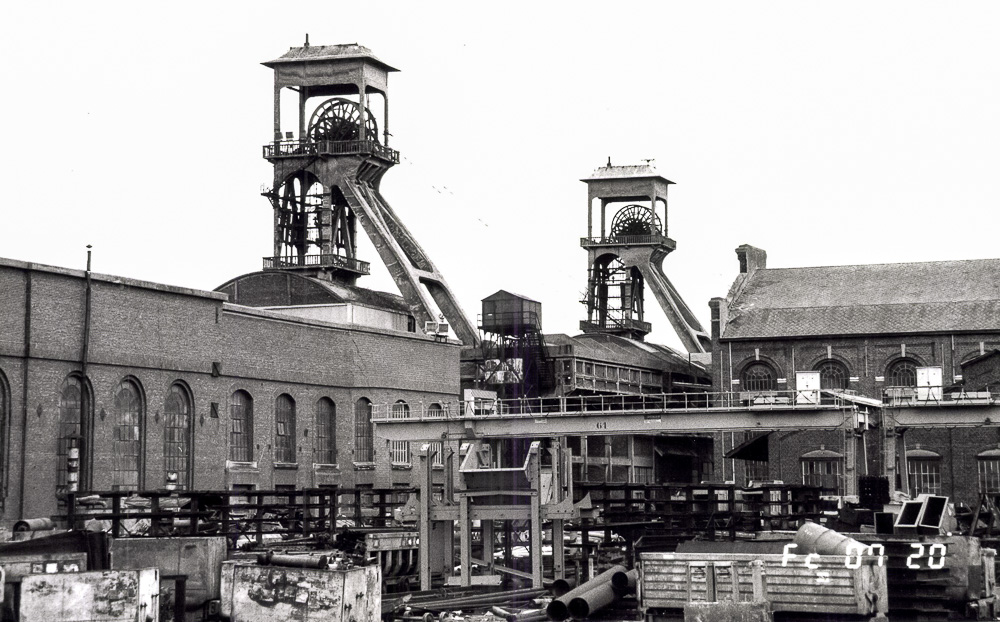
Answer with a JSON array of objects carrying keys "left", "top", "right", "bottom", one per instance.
[
  {"left": 0, "top": 257, "right": 459, "bottom": 523},
  {"left": 709, "top": 245, "right": 1000, "bottom": 505}
]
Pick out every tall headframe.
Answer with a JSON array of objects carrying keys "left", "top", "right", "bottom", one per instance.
[
  {"left": 261, "top": 40, "right": 479, "bottom": 345},
  {"left": 580, "top": 161, "right": 711, "bottom": 352}
]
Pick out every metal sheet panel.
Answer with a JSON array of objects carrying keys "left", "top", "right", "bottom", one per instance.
[
  {"left": 20, "top": 568, "right": 159, "bottom": 622},
  {"left": 111, "top": 537, "right": 226, "bottom": 608},
  {"left": 227, "top": 563, "right": 380, "bottom": 622}
]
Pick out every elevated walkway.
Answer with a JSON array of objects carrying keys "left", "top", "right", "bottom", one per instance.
[{"left": 371, "top": 389, "right": 1000, "bottom": 441}]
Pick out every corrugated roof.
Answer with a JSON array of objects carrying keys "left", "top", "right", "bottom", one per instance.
[
  {"left": 582, "top": 164, "right": 673, "bottom": 183},
  {"left": 545, "top": 332, "right": 705, "bottom": 373},
  {"left": 263, "top": 43, "right": 398, "bottom": 72},
  {"left": 723, "top": 258, "right": 1000, "bottom": 339}
]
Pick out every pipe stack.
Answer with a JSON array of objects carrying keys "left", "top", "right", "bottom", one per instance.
[
  {"left": 567, "top": 568, "right": 637, "bottom": 620},
  {"left": 546, "top": 565, "right": 627, "bottom": 620}
]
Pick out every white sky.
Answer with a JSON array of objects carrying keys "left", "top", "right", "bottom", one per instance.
[{"left": 2, "top": 2, "right": 999, "bottom": 352}]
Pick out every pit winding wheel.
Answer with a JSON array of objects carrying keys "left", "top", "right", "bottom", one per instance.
[{"left": 308, "top": 97, "right": 379, "bottom": 143}]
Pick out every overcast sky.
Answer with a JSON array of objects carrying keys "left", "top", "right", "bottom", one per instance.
[{"left": 2, "top": 2, "right": 999, "bottom": 351}]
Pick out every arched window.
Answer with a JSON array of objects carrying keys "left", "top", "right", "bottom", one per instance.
[
  {"left": 164, "top": 383, "right": 193, "bottom": 490},
  {"left": 742, "top": 362, "right": 776, "bottom": 392},
  {"left": 0, "top": 370, "right": 8, "bottom": 494},
  {"left": 390, "top": 400, "right": 411, "bottom": 465},
  {"left": 58, "top": 375, "right": 90, "bottom": 494},
  {"left": 800, "top": 447, "right": 843, "bottom": 494},
  {"left": 887, "top": 359, "right": 919, "bottom": 387},
  {"left": 275, "top": 394, "right": 296, "bottom": 463},
  {"left": 112, "top": 379, "right": 144, "bottom": 491},
  {"left": 354, "top": 398, "right": 374, "bottom": 463},
  {"left": 315, "top": 398, "right": 336, "bottom": 465},
  {"left": 229, "top": 390, "right": 254, "bottom": 462},
  {"left": 978, "top": 448, "right": 1000, "bottom": 494},
  {"left": 906, "top": 445, "right": 941, "bottom": 496},
  {"left": 815, "top": 361, "right": 850, "bottom": 391}
]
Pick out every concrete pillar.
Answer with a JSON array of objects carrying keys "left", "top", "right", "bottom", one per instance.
[{"left": 460, "top": 495, "right": 471, "bottom": 586}]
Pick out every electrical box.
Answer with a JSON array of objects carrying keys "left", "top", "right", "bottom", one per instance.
[
  {"left": 917, "top": 366, "right": 943, "bottom": 401},
  {"left": 795, "top": 371, "right": 821, "bottom": 404}
]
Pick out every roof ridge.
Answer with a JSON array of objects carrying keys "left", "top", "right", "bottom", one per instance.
[
  {"left": 748, "top": 299, "right": 997, "bottom": 312},
  {"left": 752, "top": 256, "right": 1000, "bottom": 272}
]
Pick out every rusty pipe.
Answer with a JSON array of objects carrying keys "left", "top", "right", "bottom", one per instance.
[
  {"left": 546, "top": 565, "right": 625, "bottom": 620},
  {"left": 416, "top": 588, "right": 546, "bottom": 611},
  {"left": 256, "top": 551, "right": 329, "bottom": 568}
]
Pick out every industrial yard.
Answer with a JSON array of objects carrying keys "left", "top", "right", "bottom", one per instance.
[{"left": 3, "top": 5, "right": 1000, "bottom": 620}]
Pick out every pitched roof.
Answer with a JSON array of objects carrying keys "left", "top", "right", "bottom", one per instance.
[
  {"left": 723, "top": 258, "right": 1000, "bottom": 339},
  {"left": 544, "top": 332, "right": 705, "bottom": 374},
  {"left": 263, "top": 43, "right": 398, "bottom": 72},
  {"left": 582, "top": 163, "right": 673, "bottom": 183}
]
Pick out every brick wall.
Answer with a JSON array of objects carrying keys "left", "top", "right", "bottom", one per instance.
[
  {"left": 0, "top": 260, "right": 459, "bottom": 522},
  {"left": 710, "top": 332, "right": 1000, "bottom": 506}
]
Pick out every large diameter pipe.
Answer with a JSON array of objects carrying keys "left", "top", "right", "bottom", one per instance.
[
  {"left": 793, "top": 521, "right": 864, "bottom": 556},
  {"left": 546, "top": 565, "right": 626, "bottom": 620},
  {"left": 567, "top": 582, "right": 619, "bottom": 620},
  {"left": 611, "top": 569, "right": 637, "bottom": 595},
  {"left": 550, "top": 578, "right": 576, "bottom": 597}
]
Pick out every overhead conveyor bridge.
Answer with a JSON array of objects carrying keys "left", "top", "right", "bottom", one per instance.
[
  {"left": 372, "top": 390, "right": 868, "bottom": 441},
  {"left": 372, "top": 389, "right": 1000, "bottom": 442}
]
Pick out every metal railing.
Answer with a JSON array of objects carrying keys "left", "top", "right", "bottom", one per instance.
[
  {"left": 58, "top": 487, "right": 414, "bottom": 549},
  {"left": 370, "top": 390, "right": 861, "bottom": 423},
  {"left": 580, "top": 234, "right": 675, "bottom": 247},
  {"left": 882, "top": 385, "right": 997, "bottom": 407},
  {"left": 580, "top": 318, "right": 652, "bottom": 334},
  {"left": 263, "top": 138, "right": 400, "bottom": 163},
  {"left": 263, "top": 253, "right": 370, "bottom": 274},
  {"left": 478, "top": 311, "right": 542, "bottom": 333}
]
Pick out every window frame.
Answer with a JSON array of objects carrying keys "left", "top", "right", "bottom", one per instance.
[
  {"left": 978, "top": 448, "right": 1000, "bottom": 495},
  {"left": 163, "top": 382, "right": 194, "bottom": 490},
  {"left": 742, "top": 362, "right": 777, "bottom": 393},
  {"left": 229, "top": 390, "right": 254, "bottom": 463},
  {"left": 815, "top": 360, "right": 850, "bottom": 391},
  {"left": 907, "top": 455, "right": 942, "bottom": 497},
  {"left": 354, "top": 398, "right": 374, "bottom": 464},
  {"left": 390, "top": 400, "right": 411, "bottom": 466},
  {"left": 887, "top": 359, "right": 919, "bottom": 388},
  {"left": 315, "top": 397, "right": 337, "bottom": 465},
  {"left": 111, "top": 378, "right": 144, "bottom": 491},
  {"left": 274, "top": 393, "right": 297, "bottom": 464},
  {"left": 800, "top": 448, "right": 844, "bottom": 495}
]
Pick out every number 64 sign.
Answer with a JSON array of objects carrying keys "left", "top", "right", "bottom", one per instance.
[{"left": 781, "top": 542, "right": 947, "bottom": 570}]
